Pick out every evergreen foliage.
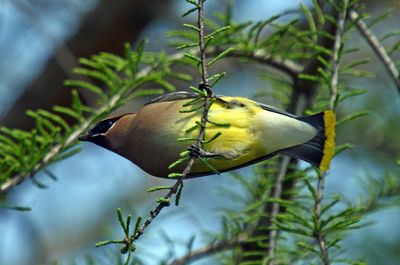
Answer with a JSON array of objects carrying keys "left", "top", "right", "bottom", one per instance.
[{"left": 1, "top": 0, "right": 399, "bottom": 264}]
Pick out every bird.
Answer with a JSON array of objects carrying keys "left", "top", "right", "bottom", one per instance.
[{"left": 79, "top": 91, "right": 335, "bottom": 178}]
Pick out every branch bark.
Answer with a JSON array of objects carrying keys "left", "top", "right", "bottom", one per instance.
[
  {"left": 217, "top": 49, "right": 302, "bottom": 78},
  {"left": 133, "top": 0, "right": 212, "bottom": 242},
  {"left": 349, "top": 9, "right": 400, "bottom": 94}
]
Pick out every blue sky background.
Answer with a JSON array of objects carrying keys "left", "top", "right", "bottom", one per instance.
[{"left": 0, "top": 1, "right": 399, "bottom": 265}]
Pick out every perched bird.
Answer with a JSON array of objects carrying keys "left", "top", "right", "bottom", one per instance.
[{"left": 79, "top": 92, "right": 335, "bottom": 178}]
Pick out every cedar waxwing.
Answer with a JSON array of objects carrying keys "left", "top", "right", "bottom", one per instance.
[{"left": 79, "top": 92, "right": 335, "bottom": 177}]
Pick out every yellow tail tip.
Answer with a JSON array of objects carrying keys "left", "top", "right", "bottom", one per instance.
[{"left": 319, "top": 110, "right": 336, "bottom": 171}]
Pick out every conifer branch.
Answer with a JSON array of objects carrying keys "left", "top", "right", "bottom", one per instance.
[
  {"left": 181, "top": 46, "right": 302, "bottom": 78},
  {"left": 97, "top": 2, "right": 216, "bottom": 258},
  {"left": 314, "top": 171, "right": 330, "bottom": 265},
  {"left": 349, "top": 9, "right": 400, "bottom": 94},
  {"left": 197, "top": 0, "right": 209, "bottom": 87},
  {"left": 132, "top": 0, "right": 212, "bottom": 242},
  {"left": 329, "top": 3, "right": 347, "bottom": 110},
  {"left": 0, "top": 84, "right": 132, "bottom": 193},
  {"left": 266, "top": 157, "right": 290, "bottom": 265},
  {"left": 209, "top": 48, "right": 302, "bottom": 78}
]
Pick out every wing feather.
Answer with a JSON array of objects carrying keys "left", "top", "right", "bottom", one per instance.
[
  {"left": 147, "top": 92, "right": 297, "bottom": 119},
  {"left": 257, "top": 102, "right": 297, "bottom": 118},
  {"left": 145, "top": 91, "right": 199, "bottom": 105}
]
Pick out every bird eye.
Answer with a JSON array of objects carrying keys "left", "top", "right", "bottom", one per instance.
[{"left": 105, "top": 120, "right": 114, "bottom": 128}]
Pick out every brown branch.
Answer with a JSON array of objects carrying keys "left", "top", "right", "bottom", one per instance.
[
  {"left": 133, "top": 0, "right": 211, "bottom": 242},
  {"left": 329, "top": 3, "right": 347, "bottom": 110},
  {"left": 266, "top": 156, "right": 290, "bottom": 265},
  {"left": 249, "top": 50, "right": 303, "bottom": 77},
  {"left": 169, "top": 236, "right": 247, "bottom": 265},
  {"left": 212, "top": 48, "right": 302, "bottom": 78},
  {"left": 197, "top": 0, "right": 209, "bottom": 86},
  {"left": 314, "top": 171, "right": 330, "bottom": 265},
  {"left": 349, "top": 9, "right": 400, "bottom": 94}
]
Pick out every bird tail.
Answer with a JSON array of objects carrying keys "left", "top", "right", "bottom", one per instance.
[{"left": 279, "top": 110, "right": 336, "bottom": 171}]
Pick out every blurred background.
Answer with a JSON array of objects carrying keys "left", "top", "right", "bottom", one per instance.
[{"left": 0, "top": 0, "right": 399, "bottom": 264}]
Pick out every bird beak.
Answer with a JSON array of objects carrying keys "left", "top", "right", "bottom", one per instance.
[
  {"left": 78, "top": 132, "right": 110, "bottom": 150},
  {"left": 78, "top": 133, "right": 92, "bottom": 141}
]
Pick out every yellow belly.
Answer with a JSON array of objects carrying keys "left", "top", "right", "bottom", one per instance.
[{"left": 162, "top": 97, "right": 268, "bottom": 174}]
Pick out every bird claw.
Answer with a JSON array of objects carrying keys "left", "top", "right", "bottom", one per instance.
[
  {"left": 188, "top": 145, "right": 238, "bottom": 160},
  {"left": 188, "top": 144, "right": 202, "bottom": 158},
  {"left": 188, "top": 145, "right": 216, "bottom": 158}
]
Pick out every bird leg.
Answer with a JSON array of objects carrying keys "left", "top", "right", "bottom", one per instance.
[{"left": 188, "top": 145, "right": 238, "bottom": 160}]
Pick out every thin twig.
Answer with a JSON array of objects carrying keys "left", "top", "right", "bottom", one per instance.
[
  {"left": 169, "top": 235, "right": 247, "bottom": 265},
  {"left": 133, "top": 0, "right": 212, "bottom": 241},
  {"left": 266, "top": 157, "right": 290, "bottom": 265},
  {"left": 314, "top": 171, "right": 330, "bottom": 265},
  {"left": 329, "top": 4, "right": 347, "bottom": 110},
  {"left": 349, "top": 9, "right": 400, "bottom": 94},
  {"left": 314, "top": 2, "right": 348, "bottom": 265},
  {"left": 215, "top": 48, "right": 302, "bottom": 78},
  {"left": 198, "top": 0, "right": 209, "bottom": 86}
]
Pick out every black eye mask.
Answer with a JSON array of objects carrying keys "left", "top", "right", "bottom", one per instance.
[
  {"left": 79, "top": 117, "right": 121, "bottom": 142},
  {"left": 89, "top": 119, "right": 116, "bottom": 135}
]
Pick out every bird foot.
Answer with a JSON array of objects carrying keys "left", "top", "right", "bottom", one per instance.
[
  {"left": 188, "top": 145, "right": 238, "bottom": 160},
  {"left": 188, "top": 144, "right": 209, "bottom": 158}
]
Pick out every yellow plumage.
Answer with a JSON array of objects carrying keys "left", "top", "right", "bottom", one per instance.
[
  {"left": 186, "top": 98, "right": 267, "bottom": 173},
  {"left": 320, "top": 110, "right": 336, "bottom": 171}
]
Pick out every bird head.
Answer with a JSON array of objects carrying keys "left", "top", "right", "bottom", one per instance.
[{"left": 78, "top": 113, "right": 136, "bottom": 152}]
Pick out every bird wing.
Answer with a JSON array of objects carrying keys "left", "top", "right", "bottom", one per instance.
[
  {"left": 147, "top": 92, "right": 298, "bottom": 118},
  {"left": 145, "top": 91, "right": 199, "bottom": 105},
  {"left": 257, "top": 102, "right": 297, "bottom": 118}
]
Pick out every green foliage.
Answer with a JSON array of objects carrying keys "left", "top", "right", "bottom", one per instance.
[
  {"left": 0, "top": 38, "right": 192, "bottom": 194},
  {"left": 96, "top": 208, "right": 138, "bottom": 265},
  {"left": 2, "top": 0, "right": 400, "bottom": 264}
]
